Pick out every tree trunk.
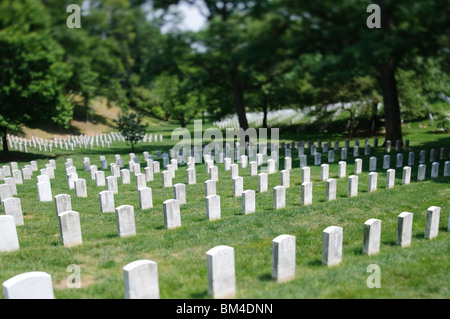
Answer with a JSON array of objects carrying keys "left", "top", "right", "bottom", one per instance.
[
  {"left": 178, "top": 115, "right": 186, "bottom": 128},
  {"left": 83, "top": 92, "right": 90, "bottom": 122},
  {"left": 231, "top": 70, "right": 249, "bottom": 131},
  {"left": 347, "top": 108, "right": 355, "bottom": 138},
  {"left": 376, "top": 0, "right": 403, "bottom": 147},
  {"left": 262, "top": 94, "right": 269, "bottom": 128},
  {"left": 370, "top": 101, "right": 379, "bottom": 134},
  {"left": 379, "top": 57, "right": 403, "bottom": 146},
  {"left": 1, "top": 126, "right": 8, "bottom": 154}
]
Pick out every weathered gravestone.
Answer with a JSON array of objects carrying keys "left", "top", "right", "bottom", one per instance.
[
  {"left": 232, "top": 176, "right": 243, "bottom": 197},
  {"left": 2, "top": 272, "right": 54, "bottom": 299},
  {"left": 204, "top": 180, "right": 216, "bottom": 197},
  {"left": 163, "top": 199, "right": 181, "bottom": 229},
  {"left": 280, "top": 170, "right": 290, "bottom": 188},
  {"left": 348, "top": 175, "right": 358, "bottom": 197},
  {"left": 431, "top": 162, "right": 439, "bottom": 179},
  {"left": 58, "top": 211, "right": 83, "bottom": 247},
  {"left": 173, "top": 183, "right": 186, "bottom": 205},
  {"left": 322, "top": 226, "right": 343, "bottom": 267},
  {"left": 206, "top": 245, "right": 236, "bottom": 299},
  {"left": 354, "top": 159, "right": 362, "bottom": 174},
  {"left": 123, "top": 260, "right": 160, "bottom": 299},
  {"left": 54, "top": 194, "right": 72, "bottom": 217},
  {"left": 272, "top": 235, "right": 296, "bottom": 283},
  {"left": 363, "top": 219, "right": 381, "bottom": 256},
  {"left": 257, "top": 173, "right": 268, "bottom": 193},
  {"left": 368, "top": 172, "right": 378, "bottom": 193},
  {"left": 273, "top": 186, "right": 286, "bottom": 209},
  {"left": 301, "top": 182, "right": 312, "bottom": 206},
  {"left": 301, "top": 166, "right": 310, "bottom": 183},
  {"left": 397, "top": 212, "right": 413, "bottom": 248},
  {"left": 338, "top": 161, "right": 346, "bottom": 178},
  {"left": 138, "top": 187, "right": 153, "bottom": 210},
  {"left": 0, "top": 215, "right": 20, "bottom": 252},
  {"left": 206, "top": 195, "right": 221, "bottom": 221},
  {"left": 402, "top": 166, "right": 411, "bottom": 185},
  {"left": 418, "top": 164, "right": 426, "bottom": 181},
  {"left": 136, "top": 173, "right": 146, "bottom": 190},
  {"left": 37, "top": 181, "right": 52, "bottom": 202},
  {"left": 321, "top": 164, "right": 329, "bottom": 181},
  {"left": 5, "top": 177, "right": 17, "bottom": 195},
  {"left": 74, "top": 179, "right": 87, "bottom": 198},
  {"left": 326, "top": 179, "right": 337, "bottom": 201},
  {"left": 0, "top": 183, "right": 13, "bottom": 202},
  {"left": 95, "top": 171, "right": 106, "bottom": 187},
  {"left": 242, "top": 190, "right": 256, "bottom": 215},
  {"left": 99, "top": 190, "right": 115, "bottom": 213},
  {"left": 386, "top": 169, "right": 395, "bottom": 189},
  {"left": 116, "top": 205, "right": 136, "bottom": 238},
  {"left": 425, "top": 206, "right": 440, "bottom": 240},
  {"left": 2, "top": 197, "right": 24, "bottom": 226},
  {"left": 106, "top": 176, "right": 119, "bottom": 194}
]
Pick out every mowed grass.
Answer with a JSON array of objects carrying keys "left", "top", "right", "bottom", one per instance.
[{"left": 0, "top": 125, "right": 449, "bottom": 299}]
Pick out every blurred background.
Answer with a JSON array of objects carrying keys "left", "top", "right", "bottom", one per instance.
[{"left": 0, "top": 0, "right": 449, "bottom": 151}]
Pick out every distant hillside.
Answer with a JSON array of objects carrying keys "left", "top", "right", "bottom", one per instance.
[{"left": 20, "top": 97, "right": 164, "bottom": 140}]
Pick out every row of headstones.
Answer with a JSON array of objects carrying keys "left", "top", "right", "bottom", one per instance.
[
  {"left": 66, "top": 153, "right": 450, "bottom": 223},
  {"left": 197, "top": 137, "right": 446, "bottom": 162},
  {"left": 1, "top": 260, "right": 160, "bottom": 299},
  {"left": 5, "top": 131, "right": 165, "bottom": 153},
  {"left": 0, "top": 158, "right": 65, "bottom": 233},
  {"left": 293, "top": 149, "right": 448, "bottom": 169},
  {"left": 1, "top": 156, "right": 445, "bottom": 253},
  {"left": 1, "top": 152, "right": 447, "bottom": 229},
  {"left": 38, "top": 162, "right": 450, "bottom": 238},
  {"left": 58, "top": 150, "right": 450, "bottom": 203},
  {"left": 281, "top": 139, "right": 446, "bottom": 158},
  {"left": 276, "top": 138, "right": 444, "bottom": 157},
  {"left": 0, "top": 145, "right": 444, "bottom": 219},
  {"left": 2, "top": 206, "right": 446, "bottom": 298},
  {"left": 71, "top": 163, "right": 447, "bottom": 244},
  {"left": 0, "top": 159, "right": 56, "bottom": 214}
]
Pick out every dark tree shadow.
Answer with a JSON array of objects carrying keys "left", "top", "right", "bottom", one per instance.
[{"left": 258, "top": 273, "right": 273, "bottom": 282}]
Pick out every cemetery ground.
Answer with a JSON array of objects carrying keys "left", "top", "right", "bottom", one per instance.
[{"left": 0, "top": 119, "right": 449, "bottom": 299}]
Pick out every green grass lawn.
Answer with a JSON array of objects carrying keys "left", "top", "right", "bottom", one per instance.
[{"left": 0, "top": 120, "right": 449, "bottom": 299}]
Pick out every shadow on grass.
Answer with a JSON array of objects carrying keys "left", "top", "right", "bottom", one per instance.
[
  {"left": 413, "top": 233, "right": 425, "bottom": 240},
  {"left": 258, "top": 273, "right": 273, "bottom": 282},
  {"left": 382, "top": 240, "right": 397, "bottom": 247},
  {"left": 190, "top": 290, "right": 208, "bottom": 299},
  {"left": 0, "top": 151, "right": 57, "bottom": 164},
  {"left": 307, "top": 259, "right": 323, "bottom": 267}
]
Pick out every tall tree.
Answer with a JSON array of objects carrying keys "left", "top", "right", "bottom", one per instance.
[
  {"left": 0, "top": 0, "right": 72, "bottom": 154},
  {"left": 283, "top": 0, "right": 450, "bottom": 145},
  {"left": 154, "top": 0, "right": 292, "bottom": 130}
]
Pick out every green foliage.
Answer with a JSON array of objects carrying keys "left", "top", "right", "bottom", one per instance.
[
  {"left": 0, "top": 0, "right": 73, "bottom": 136},
  {"left": 116, "top": 112, "right": 147, "bottom": 152},
  {"left": 1, "top": 0, "right": 449, "bottom": 143}
]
